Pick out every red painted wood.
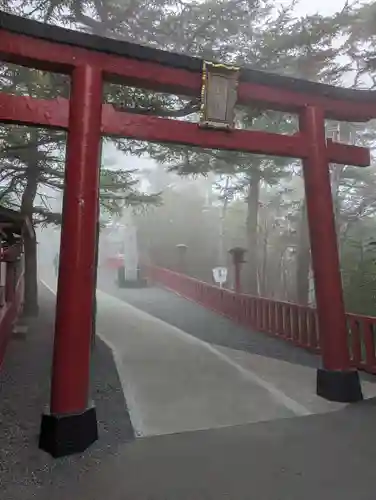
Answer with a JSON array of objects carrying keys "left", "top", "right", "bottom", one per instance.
[
  {"left": 242, "top": 298, "right": 248, "bottom": 325},
  {"left": 0, "top": 30, "right": 202, "bottom": 96},
  {"left": 291, "top": 305, "right": 300, "bottom": 344},
  {"left": 301, "top": 106, "right": 351, "bottom": 371},
  {"left": 50, "top": 65, "right": 103, "bottom": 415},
  {"left": 143, "top": 265, "right": 376, "bottom": 373},
  {"left": 237, "top": 84, "right": 376, "bottom": 122},
  {"left": 279, "top": 305, "right": 286, "bottom": 338},
  {"left": 0, "top": 92, "right": 68, "bottom": 128},
  {"left": 275, "top": 303, "right": 283, "bottom": 337},
  {"left": 284, "top": 306, "right": 291, "bottom": 339},
  {"left": 300, "top": 309, "right": 309, "bottom": 347},
  {"left": 253, "top": 300, "right": 259, "bottom": 330},
  {"left": 0, "top": 262, "right": 24, "bottom": 368},
  {"left": 102, "top": 109, "right": 370, "bottom": 165},
  {"left": 0, "top": 93, "right": 370, "bottom": 166},
  {"left": 262, "top": 300, "right": 268, "bottom": 331},
  {"left": 2, "top": 23, "right": 376, "bottom": 382},
  {"left": 265, "top": 300, "right": 272, "bottom": 333},
  {"left": 103, "top": 108, "right": 310, "bottom": 157},
  {"left": 362, "top": 318, "right": 376, "bottom": 369},
  {"left": 2, "top": 29, "right": 376, "bottom": 121},
  {"left": 269, "top": 301, "right": 276, "bottom": 333},
  {"left": 326, "top": 138, "right": 370, "bottom": 168},
  {"left": 250, "top": 298, "right": 257, "bottom": 327},
  {"left": 313, "top": 312, "right": 320, "bottom": 350}
]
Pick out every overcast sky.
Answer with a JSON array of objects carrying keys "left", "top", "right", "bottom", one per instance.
[
  {"left": 105, "top": 0, "right": 361, "bottom": 175},
  {"left": 279, "top": 0, "right": 348, "bottom": 16}
]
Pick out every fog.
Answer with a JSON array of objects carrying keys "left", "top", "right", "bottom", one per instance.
[{"left": 2, "top": 0, "right": 376, "bottom": 317}]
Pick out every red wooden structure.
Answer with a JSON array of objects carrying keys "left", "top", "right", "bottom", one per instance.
[
  {"left": 1, "top": 12, "right": 375, "bottom": 457},
  {"left": 0, "top": 207, "right": 30, "bottom": 366},
  {"left": 146, "top": 266, "right": 376, "bottom": 375}
]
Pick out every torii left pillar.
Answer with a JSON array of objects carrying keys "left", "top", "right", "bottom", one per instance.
[{"left": 39, "top": 65, "right": 102, "bottom": 457}]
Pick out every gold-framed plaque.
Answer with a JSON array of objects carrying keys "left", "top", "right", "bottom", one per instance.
[{"left": 199, "top": 61, "right": 240, "bottom": 130}]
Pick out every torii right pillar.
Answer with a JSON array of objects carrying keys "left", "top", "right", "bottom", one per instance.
[{"left": 300, "top": 105, "right": 363, "bottom": 402}]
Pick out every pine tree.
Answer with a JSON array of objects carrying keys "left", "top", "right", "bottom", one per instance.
[
  {"left": 2, "top": 0, "right": 373, "bottom": 305},
  {"left": 0, "top": 64, "right": 158, "bottom": 313}
]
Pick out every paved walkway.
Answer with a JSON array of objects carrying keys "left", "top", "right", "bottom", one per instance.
[
  {"left": 96, "top": 270, "right": 376, "bottom": 417},
  {"left": 41, "top": 271, "right": 376, "bottom": 438},
  {"left": 95, "top": 289, "right": 301, "bottom": 435},
  {"left": 98, "top": 270, "right": 320, "bottom": 368},
  {"left": 41, "top": 278, "right": 300, "bottom": 437},
  {"left": 2, "top": 270, "right": 376, "bottom": 499},
  {"left": 59, "top": 399, "right": 376, "bottom": 500}
]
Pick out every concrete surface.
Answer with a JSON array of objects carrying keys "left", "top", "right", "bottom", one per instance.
[
  {"left": 97, "top": 270, "right": 376, "bottom": 409},
  {"left": 43, "top": 275, "right": 376, "bottom": 438},
  {"left": 217, "top": 346, "right": 376, "bottom": 413},
  {"left": 42, "top": 270, "right": 376, "bottom": 438},
  {"left": 95, "top": 289, "right": 308, "bottom": 434},
  {"left": 41, "top": 280, "right": 303, "bottom": 436},
  {"left": 97, "top": 269, "right": 322, "bottom": 368},
  {"left": 59, "top": 399, "right": 376, "bottom": 500}
]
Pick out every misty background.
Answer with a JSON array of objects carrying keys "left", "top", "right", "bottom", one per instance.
[{"left": 1, "top": 0, "right": 376, "bottom": 316}]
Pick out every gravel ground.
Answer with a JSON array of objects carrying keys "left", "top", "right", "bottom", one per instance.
[
  {"left": 0, "top": 286, "right": 134, "bottom": 500},
  {"left": 97, "top": 270, "right": 321, "bottom": 369}
]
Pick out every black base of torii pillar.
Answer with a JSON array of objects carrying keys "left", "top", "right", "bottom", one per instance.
[
  {"left": 316, "top": 369, "right": 363, "bottom": 403},
  {"left": 39, "top": 407, "right": 98, "bottom": 458}
]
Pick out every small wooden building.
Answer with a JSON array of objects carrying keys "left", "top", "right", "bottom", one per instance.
[{"left": 0, "top": 206, "right": 34, "bottom": 364}]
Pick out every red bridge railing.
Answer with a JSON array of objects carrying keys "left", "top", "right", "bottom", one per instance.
[
  {"left": 145, "top": 265, "right": 376, "bottom": 375},
  {"left": 0, "top": 247, "right": 25, "bottom": 366}
]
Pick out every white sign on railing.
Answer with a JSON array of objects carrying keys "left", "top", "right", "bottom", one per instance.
[{"left": 212, "top": 266, "right": 228, "bottom": 287}]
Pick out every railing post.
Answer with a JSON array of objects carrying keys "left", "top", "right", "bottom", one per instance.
[
  {"left": 5, "top": 261, "right": 15, "bottom": 303},
  {"left": 0, "top": 261, "right": 6, "bottom": 306},
  {"left": 39, "top": 64, "right": 103, "bottom": 457},
  {"left": 300, "top": 105, "right": 362, "bottom": 402}
]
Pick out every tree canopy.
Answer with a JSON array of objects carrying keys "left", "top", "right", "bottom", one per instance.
[{"left": 1, "top": 0, "right": 376, "bottom": 313}]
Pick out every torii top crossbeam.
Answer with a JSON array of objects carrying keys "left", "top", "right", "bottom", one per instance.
[
  {"left": 0, "top": 13, "right": 374, "bottom": 165},
  {"left": 1, "top": 11, "right": 376, "bottom": 122}
]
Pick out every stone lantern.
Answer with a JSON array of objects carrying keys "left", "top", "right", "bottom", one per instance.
[{"left": 229, "top": 246, "right": 247, "bottom": 293}]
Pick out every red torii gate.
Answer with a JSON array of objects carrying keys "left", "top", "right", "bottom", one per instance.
[{"left": 0, "top": 12, "right": 374, "bottom": 457}]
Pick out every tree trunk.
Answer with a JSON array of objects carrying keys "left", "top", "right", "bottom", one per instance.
[
  {"left": 22, "top": 233, "right": 38, "bottom": 316},
  {"left": 330, "top": 123, "right": 349, "bottom": 251},
  {"left": 295, "top": 201, "right": 311, "bottom": 305},
  {"left": 278, "top": 251, "right": 290, "bottom": 301},
  {"left": 21, "top": 131, "right": 40, "bottom": 316},
  {"left": 218, "top": 176, "right": 230, "bottom": 266},
  {"left": 259, "top": 226, "right": 268, "bottom": 296},
  {"left": 245, "top": 170, "right": 260, "bottom": 295},
  {"left": 331, "top": 163, "right": 344, "bottom": 245}
]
